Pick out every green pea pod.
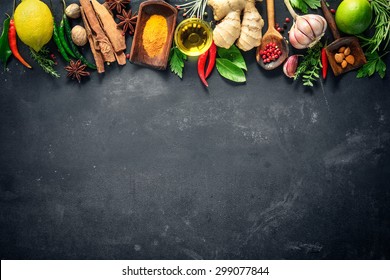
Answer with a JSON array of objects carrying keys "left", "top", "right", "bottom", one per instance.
[
  {"left": 59, "top": 18, "right": 76, "bottom": 58},
  {"left": 0, "top": 16, "right": 12, "bottom": 69},
  {"left": 53, "top": 20, "right": 70, "bottom": 62},
  {"left": 63, "top": 14, "right": 96, "bottom": 70}
]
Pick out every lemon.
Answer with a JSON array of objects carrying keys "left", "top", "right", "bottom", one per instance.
[
  {"left": 14, "top": 0, "right": 54, "bottom": 52},
  {"left": 335, "top": 0, "right": 372, "bottom": 35}
]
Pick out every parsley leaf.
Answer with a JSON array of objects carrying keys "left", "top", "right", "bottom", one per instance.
[
  {"left": 169, "top": 47, "right": 187, "bottom": 79},
  {"left": 357, "top": 51, "right": 387, "bottom": 79},
  {"left": 289, "top": 0, "right": 321, "bottom": 14},
  {"left": 294, "top": 42, "right": 323, "bottom": 87}
]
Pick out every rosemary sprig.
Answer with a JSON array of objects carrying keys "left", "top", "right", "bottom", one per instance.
[
  {"left": 358, "top": 0, "right": 390, "bottom": 53},
  {"left": 294, "top": 42, "right": 323, "bottom": 87},
  {"left": 176, "top": 0, "right": 208, "bottom": 19},
  {"left": 30, "top": 47, "right": 60, "bottom": 78}
]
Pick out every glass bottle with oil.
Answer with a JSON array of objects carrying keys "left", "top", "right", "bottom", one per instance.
[{"left": 174, "top": 18, "right": 213, "bottom": 56}]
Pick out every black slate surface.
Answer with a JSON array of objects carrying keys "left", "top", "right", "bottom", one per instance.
[{"left": 1, "top": 0, "right": 390, "bottom": 260}]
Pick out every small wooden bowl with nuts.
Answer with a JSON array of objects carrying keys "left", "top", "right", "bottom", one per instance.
[
  {"left": 325, "top": 37, "right": 366, "bottom": 76},
  {"left": 320, "top": 0, "right": 366, "bottom": 76}
]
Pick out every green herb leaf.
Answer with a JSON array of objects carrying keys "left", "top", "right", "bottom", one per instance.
[
  {"left": 289, "top": 0, "right": 320, "bottom": 14},
  {"left": 216, "top": 58, "right": 246, "bottom": 83},
  {"left": 217, "top": 45, "right": 247, "bottom": 71},
  {"left": 356, "top": 51, "right": 387, "bottom": 79},
  {"left": 376, "top": 58, "right": 386, "bottom": 79},
  {"left": 0, "top": 16, "right": 12, "bottom": 69},
  {"left": 357, "top": 0, "right": 390, "bottom": 53},
  {"left": 294, "top": 42, "right": 322, "bottom": 87},
  {"left": 30, "top": 47, "right": 60, "bottom": 78},
  {"left": 169, "top": 47, "right": 187, "bottom": 79}
]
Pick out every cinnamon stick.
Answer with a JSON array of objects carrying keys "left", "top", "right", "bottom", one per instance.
[
  {"left": 80, "top": 6, "right": 105, "bottom": 73},
  {"left": 115, "top": 51, "right": 127, "bottom": 66},
  {"left": 90, "top": 0, "right": 126, "bottom": 53},
  {"left": 79, "top": 0, "right": 116, "bottom": 63}
]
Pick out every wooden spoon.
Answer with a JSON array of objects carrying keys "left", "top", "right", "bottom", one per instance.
[
  {"left": 320, "top": 0, "right": 366, "bottom": 76},
  {"left": 256, "top": 0, "right": 288, "bottom": 70}
]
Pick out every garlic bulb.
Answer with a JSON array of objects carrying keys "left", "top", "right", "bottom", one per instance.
[
  {"left": 283, "top": 55, "right": 300, "bottom": 78},
  {"left": 284, "top": 0, "right": 327, "bottom": 49}
]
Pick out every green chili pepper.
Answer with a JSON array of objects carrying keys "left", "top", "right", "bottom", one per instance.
[
  {"left": 61, "top": 0, "right": 95, "bottom": 70},
  {"left": 59, "top": 17, "right": 76, "bottom": 58},
  {"left": 63, "top": 14, "right": 96, "bottom": 70},
  {"left": 53, "top": 20, "right": 70, "bottom": 62},
  {"left": 0, "top": 15, "right": 12, "bottom": 69}
]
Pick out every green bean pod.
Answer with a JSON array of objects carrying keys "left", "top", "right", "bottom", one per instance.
[
  {"left": 59, "top": 18, "right": 76, "bottom": 59},
  {"left": 53, "top": 20, "right": 70, "bottom": 62},
  {"left": 63, "top": 15, "right": 96, "bottom": 70}
]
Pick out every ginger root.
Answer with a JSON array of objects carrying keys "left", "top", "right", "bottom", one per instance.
[
  {"left": 208, "top": 0, "right": 264, "bottom": 51},
  {"left": 236, "top": 0, "right": 264, "bottom": 51}
]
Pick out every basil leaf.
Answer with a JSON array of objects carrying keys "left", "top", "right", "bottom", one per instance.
[
  {"left": 0, "top": 16, "right": 12, "bottom": 69},
  {"left": 217, "top": 45, "right": 247, "bottom": 71},
  {"left": 216, "top": 58, "right": 246, "bottom": 83}
]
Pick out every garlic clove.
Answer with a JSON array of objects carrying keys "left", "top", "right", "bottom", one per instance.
[{"left": 283, "top": 55, "right": 300, "bottom": 78}]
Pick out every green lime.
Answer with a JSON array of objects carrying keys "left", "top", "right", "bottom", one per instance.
[
  {"left": 335, "top": 0, "right": 372, "bottom": 35},
  {"left": 14, "top": 0, "right": 53, "bottom": 52}
]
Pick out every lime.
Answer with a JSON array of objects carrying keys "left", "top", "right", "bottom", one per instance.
[
  {"left": 14, "top": 0, "right": 53, "bottom": 52},
  {"left": 335, "top": 0, "right": 372, "bottom": 35}
]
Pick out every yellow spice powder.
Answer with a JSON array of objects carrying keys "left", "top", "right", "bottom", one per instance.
[{"left": 142, "top": 15, "right": 168, "bottom": 58}]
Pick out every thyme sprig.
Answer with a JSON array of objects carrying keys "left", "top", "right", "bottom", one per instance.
[
  {"left": 294, "top": 42, "right": 323, "bottom": 87},
  {"left": 30, "top": 47, "right": 60, "bottom": 78}
]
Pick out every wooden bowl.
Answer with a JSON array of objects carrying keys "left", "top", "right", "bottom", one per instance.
[
  {"left": 129, "top": 0, "right": 177, "bottom": 70},
  {"left": 325, "top": 37, "right": 367, "bottom": 76}
]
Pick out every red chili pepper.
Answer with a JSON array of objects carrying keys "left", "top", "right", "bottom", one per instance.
[
  {"left": 321, "top": 47, "right": 328, "bottom": 79},
  {"left": 8, "top": 19, "right": 32, "bottom": 69},
  {"left": 198, "top": 48, "right": 209, "bottom": 87},
  {"left": 205, "top": 41, "right": 216, "bottom": 79}
]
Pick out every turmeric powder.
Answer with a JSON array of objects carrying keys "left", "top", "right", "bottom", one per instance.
[{"left": 142, "top": 15, "right": 168, "bottom": 58}]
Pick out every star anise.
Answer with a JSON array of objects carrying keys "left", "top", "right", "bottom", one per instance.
[
  {"left": 117, "top": 9, "right": 138, "bottom": 36},
  {"left": 65, "top": 60, "right": 90, "bottom": 83},
  {"left": 106, "top": 0, "right": 130, "bottom": 14}
]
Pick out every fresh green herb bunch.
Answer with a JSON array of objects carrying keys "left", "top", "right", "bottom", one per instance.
[
  {"left": 294, "top": 42, "right": 323, "bottom": 87},
  {"left": 358, "top": 0, "right": 390, "bottom": 53},
  {"left": 30, "top": 47, "right": 60, "bottom": 78}
]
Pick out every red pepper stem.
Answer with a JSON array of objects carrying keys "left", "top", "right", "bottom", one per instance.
[{"left": 12, "top": 0, "right": 16, "bottom": 17}]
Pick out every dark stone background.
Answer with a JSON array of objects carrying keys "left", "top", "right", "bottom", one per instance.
[{"left": 1, "top": 0, "right": 389, "bottom": 259}]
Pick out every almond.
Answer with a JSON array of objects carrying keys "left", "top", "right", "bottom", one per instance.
[
  {"left": 341, "top": 60, "right": 348, "bottom": 69},
  {"left": 335, "top": 53, "right": 344, "bottom": 63},
  {"left": 339, "top": 46, "right": 346, "bottom": 53},
  {"left": 345, "top": 55, "right": 355, "bottom": 65},
  {"left": 344, "top": 47, "right": 351, "bottom": 56}
]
